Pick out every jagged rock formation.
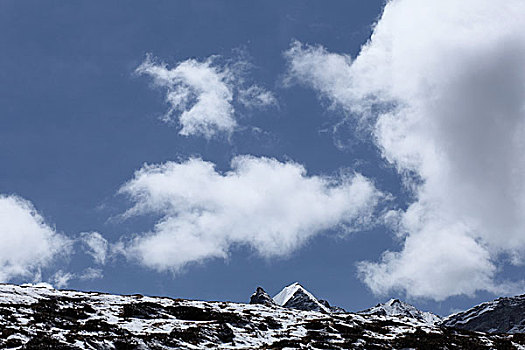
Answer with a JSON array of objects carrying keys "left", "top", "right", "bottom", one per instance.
[
  {"left": 443, "top": 294, "right": 525, "bottom": 333},
  {"left": 249, "top": 287, "right": 275, "bottom": 306},
  {"left": 359, "top": 298, "right": 441, "bottom": 326},
  {"left": 1, "top": 283, "right": 525, "bottom": 349}
]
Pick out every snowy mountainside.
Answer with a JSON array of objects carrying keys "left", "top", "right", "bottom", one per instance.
[
  {"left": 359, "top": 298, "right": 441, "bottom": 326},
  {"left": 443, "top": 294, "right": 525, "bottom": 333},
  {"left": 0, "top": 283, "right": 524, "bottom": 349}
]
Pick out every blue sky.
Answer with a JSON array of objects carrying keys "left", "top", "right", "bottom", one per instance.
[{"left": 2, "top": 0, "right": 525, "bottom": 316}]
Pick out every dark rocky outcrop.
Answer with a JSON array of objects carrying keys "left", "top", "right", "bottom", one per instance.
[{"left": 249, "top": 287, "right": 275, "bottom": 306}]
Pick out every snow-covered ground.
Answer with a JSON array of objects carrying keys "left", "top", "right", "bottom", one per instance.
[{"left": 0, "top": 283, "right": 522, "bottom": 349}]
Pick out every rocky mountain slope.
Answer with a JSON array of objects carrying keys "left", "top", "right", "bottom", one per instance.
[
  {"left": 1, "top": 283, "right": 525, "bottom": 349},
  {"left": 443, "top": 294, "right": 525, "bottom": 334}
]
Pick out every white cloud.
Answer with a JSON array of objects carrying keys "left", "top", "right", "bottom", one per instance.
[
  {"left": 0, "top": 195, "right": 71, "bottom": 282},
  {"left": 136, "top": 55, "right": 275, "bottom": 139},
  {"left": 118, "top": 156, "right": 381, "bottom": 272},
  {"left": 284, "top": 41, "right": 357, "bottom": 111},
  {"left": 285, "top": 0, "right": 525, "bottom": 300},
  {"left": 80, "top": 231, "right": 109, "bottom": 265}
]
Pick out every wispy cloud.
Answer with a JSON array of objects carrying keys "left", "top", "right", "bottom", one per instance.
[
  {"left": 80, "top": 232, "right": 109, "bottom": 265},
  {"left": 51, "top": 270, "right": 75, "bottom": 289},
  {"left": 78, "top": 267, "right": 103, "bottom": 281},
  {"left": 118, "top": 156, "right": 381, "bottom": 272},
  {"left": 285, "top": 0, "right": 525, "bottom": 300},
  {"left": 50, "top": 268, "right": 104, "bottom": 289},
  {"left": 238, "top": 85, "right": 277, "bottom": 110}
]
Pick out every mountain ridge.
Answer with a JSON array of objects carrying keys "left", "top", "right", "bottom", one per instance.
[
  {"left": 358, "top": 298, "right": 441, "bottom": 326},
  {"left": 443, "top": 293, "right": 525, "bottom": 333}
]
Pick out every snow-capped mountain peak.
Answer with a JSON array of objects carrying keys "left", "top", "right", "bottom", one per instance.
[
  {"left": 272, "top": 282, "right": 330, "bottom": 313},
  {"left": 359, "top": 298, "right": 441, "bottom": 325},
  {"left": 272, "top": 282, "right": 306, "bottom": 306}
]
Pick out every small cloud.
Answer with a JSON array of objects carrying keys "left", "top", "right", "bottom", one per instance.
[
  {"left": 51, "top": 270, "right": 75, "bottom": 289},
  {"left": 49, "top": 267, "right": 104, "bottom": 288},
  {"left": 238, "top": 85, "right": 277, "bottom": 110},
  {"left": 136, "top": 53, "right": 276, "bottom": 140}
]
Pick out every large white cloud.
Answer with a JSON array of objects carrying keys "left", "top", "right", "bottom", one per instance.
[
  {"left": 285, "top": 0, "right": 525, "bottom": 300},
  {"left": 118, "top": 156, "right": 381, "bottom": 272},
  {"left": 136, "top": 55, "right": 276, "bottom": 139},
  {"left": 0, "top": 195, "right": 71, "bottom": 282}
]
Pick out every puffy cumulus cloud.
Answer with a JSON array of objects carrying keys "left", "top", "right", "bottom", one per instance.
[
  {"left": 118, "top": 156, "right": 381, "bottom": 272},
  {"left": 80, "top": 232, "right": 109, "bottom": 265},
  {"left": 0, "top": 195, "right": 71, "bottom": 282},
  {"left": 285, "top": 0, "right": 525, "bottom": 300},
  {"left": 136, "top": 55, "right": 276, "bottom": 139}
]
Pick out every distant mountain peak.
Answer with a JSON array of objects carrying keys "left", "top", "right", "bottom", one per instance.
[
  {"left": 272, "top": 282, "right": 306, "bottom": 305},
  {"left": 359, "top": 298, "right": 441, "bottom": 325},
  {"left": 272, "top": 282, "right": 345, "bottom": 313},
  {"left": 273, "top": 282, "right": 329, "bottom": 313}
]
